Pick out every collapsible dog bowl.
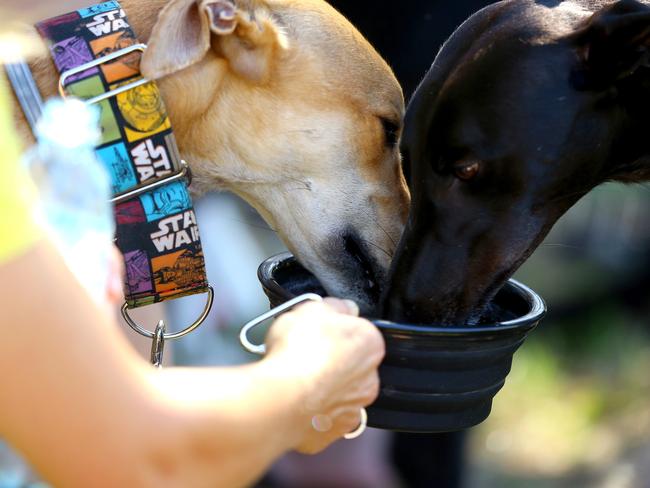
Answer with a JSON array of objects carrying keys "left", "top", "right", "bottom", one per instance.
[{"left": 256, "top": 252, "right": 546, "bottom": 433}]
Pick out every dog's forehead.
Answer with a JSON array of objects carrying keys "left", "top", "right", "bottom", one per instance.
[
  {"left": 418, "top": 32, "right": 581, "bottom": 166},
  {"left": 526, "top": 0, "right": 594, "bottom": 42},
  {"left": 273, "top": 0, "right": 403, "bottom": 115},
  {"left": 439, "top": 0, "right": 591, "bottom": 65},
  {"left": 439, "top": 50, "right": 574, "bottom": 139},
  {"left": 432, "top": 1, "right": 592, "bottom": 111}
]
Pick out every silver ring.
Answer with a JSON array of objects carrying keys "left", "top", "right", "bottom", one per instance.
[
  {"left": 121, "top": 286, "right": 214, "bottom": 341},
  {"left": 344, "top": 408, "right": 368, "bottom": 440}
]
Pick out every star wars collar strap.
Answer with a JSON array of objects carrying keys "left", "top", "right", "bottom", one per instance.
[{"left": 35, "top": 1, "right": 211, "bottom": 309}]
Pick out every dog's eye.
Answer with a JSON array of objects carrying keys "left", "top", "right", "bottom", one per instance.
[
  {"left": 381, "top": 118, "right": 400, "bottom": 147},
  {"left": 454, "top": 161, "right": 480, "bottom": 181}
]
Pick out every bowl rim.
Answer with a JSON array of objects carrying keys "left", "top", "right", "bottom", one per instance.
[{"left": 259, "top": 252, "right": 547, "bottom": 334}]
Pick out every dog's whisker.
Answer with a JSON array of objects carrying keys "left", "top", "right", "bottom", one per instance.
[
  {"left": 284, "top": 176, "right": 312, "bottom": 192},
  {"left": 543, "top": 185, "right": 595, "bottom": 206},
  {"left": 358, "top": 238, "right": 392, "bottom": 259},
  {"left": 635, "top": 182, "right": 650, "bottom": 192},
  {"left": 371, "top": 216, "right": 397, "bottom": 249},
  {"left": 540, "top": 243, "right": 584, "bottom": 250}
]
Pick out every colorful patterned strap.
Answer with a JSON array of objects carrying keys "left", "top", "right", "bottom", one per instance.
[{"left": 35, "top": 1, "right": 210, "bottom": 308}]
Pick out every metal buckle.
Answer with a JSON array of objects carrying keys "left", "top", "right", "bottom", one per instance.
[
  {"left": 58, "top": 43, "right": 149, "bottom": 105},
  {"left": 121, "top": 286, "right": 214, "bottom": 341},
  {"left": 110, "top": 159, "right": 191, "bottom": 204},
  {"left": 58, "top": 43, "right": 191, "bottom": 204}
]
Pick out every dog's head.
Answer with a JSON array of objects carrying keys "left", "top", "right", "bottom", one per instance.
[
  {"left": 139, "top": 0, "right": 408, "bottom": 313},
  {"left": 382, "top": 0, "right": 650, "bottom": 324}
]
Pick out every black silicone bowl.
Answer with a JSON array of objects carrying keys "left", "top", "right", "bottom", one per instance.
[{"left": 258, "top": 253, "right": 546, "bottom": 433}]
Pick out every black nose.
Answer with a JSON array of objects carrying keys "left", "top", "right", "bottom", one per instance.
[{"left": 342, "top": 232, "right": 381, "bottom": 303}]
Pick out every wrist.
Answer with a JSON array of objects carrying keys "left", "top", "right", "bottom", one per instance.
[{"left": 254, "top": 354, "right": 312, "bottom": 450}]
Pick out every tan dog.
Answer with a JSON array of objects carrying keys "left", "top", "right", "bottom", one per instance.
[{"left": 14, "top": 0, "right": 409, "bottom": 312}]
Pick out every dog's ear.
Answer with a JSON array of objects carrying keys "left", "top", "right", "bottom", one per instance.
[
  {"left": 141, "top": 0, "right": 288, "bottom": 83},
  {"left": 570, "top": 0, "right": 650, "bottom": 90}
]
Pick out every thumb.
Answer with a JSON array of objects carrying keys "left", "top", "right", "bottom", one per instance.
[{"left": 323, "top": 298, "right": 360, "bottom": 317}]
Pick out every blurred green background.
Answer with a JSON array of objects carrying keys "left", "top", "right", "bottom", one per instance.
[{"left": 468, "top": 182, "right": 650, "bottom": 487}]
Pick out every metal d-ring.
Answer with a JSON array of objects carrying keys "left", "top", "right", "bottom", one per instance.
[
  {"left": 121, "top": 286, "right": 214, "bottom": 340},
  {"left": 239, "top": 293, "right": 323, "bottom": 355}
]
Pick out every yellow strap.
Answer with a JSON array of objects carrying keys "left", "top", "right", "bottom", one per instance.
[{"left": 0, "top": 79, "right": 41, "bottom": 264}]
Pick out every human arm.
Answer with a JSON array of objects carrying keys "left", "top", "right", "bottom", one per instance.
[{"left": 0, "top": 240, "right": 383, "bottom": 488}]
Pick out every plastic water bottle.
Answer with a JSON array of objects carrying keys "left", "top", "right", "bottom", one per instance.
[{"left": 24, "top": 98, "right": 115, "bottom": 305}]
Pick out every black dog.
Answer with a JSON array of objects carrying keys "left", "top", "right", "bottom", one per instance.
[{"left": 383, "top": 0, "right": 650, "bottom": 326}]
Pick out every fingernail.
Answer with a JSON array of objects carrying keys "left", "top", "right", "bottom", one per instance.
[
  {"left": 311, "top": 414, "right": 333, "bottom": 432},
  {"left": 342, "top": 299, "right": 360, "bottom": 316}
]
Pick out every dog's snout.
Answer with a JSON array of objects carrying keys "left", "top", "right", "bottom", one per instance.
[{"left": 342, "top": 232, "right": 381, "bottom": 302}]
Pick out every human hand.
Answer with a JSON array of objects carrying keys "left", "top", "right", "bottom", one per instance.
[{"left": 264, "top": 298, "right": 385, "bottom": 454}]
